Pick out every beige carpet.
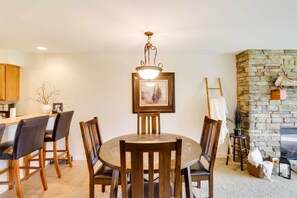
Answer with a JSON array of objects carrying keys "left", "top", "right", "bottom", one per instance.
[
  {"left": 0, "top": 159, "right": 296, "bottom": 198},
  {"left": 196, "top": 159, "right": 297, "bottom": 198}
]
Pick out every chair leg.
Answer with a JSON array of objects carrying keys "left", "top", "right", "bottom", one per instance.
[
  {"left": 65, "top": 136, "right": 73, "bottom": 168},
  {"left": 8, "top": 161, "right": 14, "bottom": 190},
  {"left": 209, "top": 176, "right": 213, "bottom": 198},
  {"left": 232, "top": 138, "right": 236, "bottom": 162},
  {"left": 89, "top": 180, "right": 94, "bottom": 198},
  {"left": 24, "top": 154, "right": 30, "bottom": 177},
  {"left": 244, "top": 139, "right": 249, "bottom": 157},
  {"left": 53, "top": 141, "right": 62, "bottom": 178},
  {"left": 239, "top": 139, "right": 243, "bottom": 171},
  {"left": 184, "top": 167, "right": 194, "bottom": 198},
  {"left": 39, "top": 149, "right": 48, "bottom": 190},
  {"left": 43, "top": 142, "right": 47, "bottom": 167},
  {"left": 13, "top": 160, "right": 23, "bottom": 198},
  {"left": 102, "top": 184, "right": 105, "bottom": 192}
]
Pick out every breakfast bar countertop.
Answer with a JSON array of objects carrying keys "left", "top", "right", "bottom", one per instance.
[{"left": 0, "top": 114, "right": 57, "bottom": 126}]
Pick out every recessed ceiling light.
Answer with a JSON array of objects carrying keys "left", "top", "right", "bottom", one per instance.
[{"left": 36, "top": 46, "right": 47, "bottom": 51}]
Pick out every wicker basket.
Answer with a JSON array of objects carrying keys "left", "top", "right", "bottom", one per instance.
[{"left": 247, "top": 157, "right": 272, "bottom": 178}]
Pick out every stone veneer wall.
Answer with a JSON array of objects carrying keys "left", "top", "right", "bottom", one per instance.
[{"left": 236, "top": 50, "right": 297, "bottom": 157}]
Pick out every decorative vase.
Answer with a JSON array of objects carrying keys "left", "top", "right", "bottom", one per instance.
[
  {"left": 234, "top": 129, "right": 241, "bottom": 136},
  {"left": 41, "top": 104, "right": 52, "bottom": 114}
]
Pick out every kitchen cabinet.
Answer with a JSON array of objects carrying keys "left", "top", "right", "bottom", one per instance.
[{"left": 0, "top": 64, "right": 20, "bottom": 101}]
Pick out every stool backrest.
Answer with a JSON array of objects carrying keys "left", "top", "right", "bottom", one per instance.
[
  {"left": 52, "top": 111, "right": 74, "bottom": 141},
  {"left": 13, "top": 116, "right": 49, "bottom": 159},
  {"left": 0, "top": 123, "right": 5, "bottom": 143}
]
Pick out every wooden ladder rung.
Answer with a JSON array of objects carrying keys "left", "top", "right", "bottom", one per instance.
[{"left": 208, "top": 88, "right": 221, "bottom": 90}]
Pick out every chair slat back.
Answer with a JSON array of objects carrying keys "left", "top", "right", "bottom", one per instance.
[
  {"left": 200, "top": 116, "right": 222, "bottom": 172},
  {"left": 80, "top": 117, "right": 103, "bottom": 176},
  {"left": 120, "top": 138, "right": 182, "bottom": 198},
  {"left": 137, "top": 112, "right": 161, "bottom": 134}
]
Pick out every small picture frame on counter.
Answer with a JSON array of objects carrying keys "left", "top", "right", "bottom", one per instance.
[{"left": 52, "top": 103, "right": 63, "bottom": 114}]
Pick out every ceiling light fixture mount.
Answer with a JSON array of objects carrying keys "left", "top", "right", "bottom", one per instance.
[{"left": 136, "top": 31, "right": 163, "bottom": 80}]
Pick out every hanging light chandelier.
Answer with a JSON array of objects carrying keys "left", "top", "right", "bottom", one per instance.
[{"left": 135, "top": 31, "right": 163, "bottom": 80}]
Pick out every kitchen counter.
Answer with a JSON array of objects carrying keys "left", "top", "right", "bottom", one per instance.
[{"left": 0, "top": 114, "right": 57, "bottom": 126}]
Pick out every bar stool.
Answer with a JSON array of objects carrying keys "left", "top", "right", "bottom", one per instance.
[
  {"left": 0, "top": 116, "right": 49, "bottom": 198},
  {"left": 28, "top": 111, "right": 74, "bottom": 178},
  {"left": 43, "top": 111, "right": 74, "bottom": 178},
  {"left": 226, "top": 133, "right": 249, "bottom": 171}
]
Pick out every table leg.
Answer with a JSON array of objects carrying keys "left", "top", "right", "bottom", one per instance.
[
  {"left": 110, "top": 169, "right": 119, "bottom": 198},
  {"left": 184, "top": 166, "right": 195, "bottom": 198}
]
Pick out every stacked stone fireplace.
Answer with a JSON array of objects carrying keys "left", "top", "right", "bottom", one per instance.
[{"left": 236, "top": 50, "right": 297, "bottom": 157}]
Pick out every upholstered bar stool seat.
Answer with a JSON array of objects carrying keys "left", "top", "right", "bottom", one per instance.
[
  {"left": 44, "top": 131, "right": 54, "bottom": 142},
  {"left": 0, "top": 141, "right": 14, "bottom": 159},
  {"left": 0, "top": 125, "right": 13, "bottom": 160}
]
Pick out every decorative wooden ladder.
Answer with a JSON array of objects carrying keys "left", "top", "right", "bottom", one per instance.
[{"left": 205, "top": 77, "right": 234, "bottom": 166}]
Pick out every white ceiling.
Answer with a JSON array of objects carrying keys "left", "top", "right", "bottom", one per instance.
[{"left": 1, "top": 0, "right": 297, "bottom": 54}]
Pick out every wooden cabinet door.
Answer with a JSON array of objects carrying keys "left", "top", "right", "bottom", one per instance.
[
  {"left": 5, "top": 65, "right": 20, "bottom": 101},
  {"left": 0, "top": 65, "right": 5, "bottom": 100}
]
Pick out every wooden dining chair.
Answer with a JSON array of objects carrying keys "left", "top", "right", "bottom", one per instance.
[
  {"left": 0, "top": 116, "right": 49, "bottom": 198},
  {"left": 79, "top": 117, "right": 113, "bottom": 198},
  {"left": 137, "top": 112, "right": 161, "bottom": 134},
  {"left": 183, "top": 116, "right": 222, "bottom": 198},
  {"left": 120, "top": 138, "right": 182, "bottom": 198}
]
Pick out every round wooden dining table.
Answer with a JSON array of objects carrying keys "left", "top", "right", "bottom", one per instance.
[{"left": 99, "top": 133, "right": 201, "bottom": 198}]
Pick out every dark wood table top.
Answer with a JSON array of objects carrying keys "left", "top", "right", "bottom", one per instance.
[{"left": 99, "top": 133, "right": 201, "bottom": 170}]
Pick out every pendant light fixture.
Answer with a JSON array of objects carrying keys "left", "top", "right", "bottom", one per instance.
[{"left": 136, "top": 31, "right": 163, "bottom": 80}]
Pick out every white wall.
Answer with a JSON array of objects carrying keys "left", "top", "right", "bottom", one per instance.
[
  {"left": 0, "top": 49, "right": 24, "bottom": 66},
  {"left": 17, "top": 53, "right": 237, "bottom": 159}
]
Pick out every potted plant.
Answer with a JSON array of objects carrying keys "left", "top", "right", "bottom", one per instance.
[{"left": 234, "top": 108, "right": 242, "bottom": 136}]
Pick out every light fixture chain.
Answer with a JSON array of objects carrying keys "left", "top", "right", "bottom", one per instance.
[
  {"left": 143, "top": 44, "right": 148, "bottom": 65},
  {"left": 151, "top": 46, "right": 157, "bottom": 66},
  {"left": 135, "top": 31, "right": 163, "bottom": 80}
]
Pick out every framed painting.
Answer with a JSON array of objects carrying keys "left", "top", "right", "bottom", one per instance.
[
  {"left": 132, "top": 72, "right": 175, "bottom": 113},
  {"left": 52, "top": 102, "right": 63, "bottom": 114}
]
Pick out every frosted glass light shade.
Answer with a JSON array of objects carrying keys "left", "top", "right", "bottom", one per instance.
[{"left": 136, "top": 66, "right": 162, "bottom": 80}]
